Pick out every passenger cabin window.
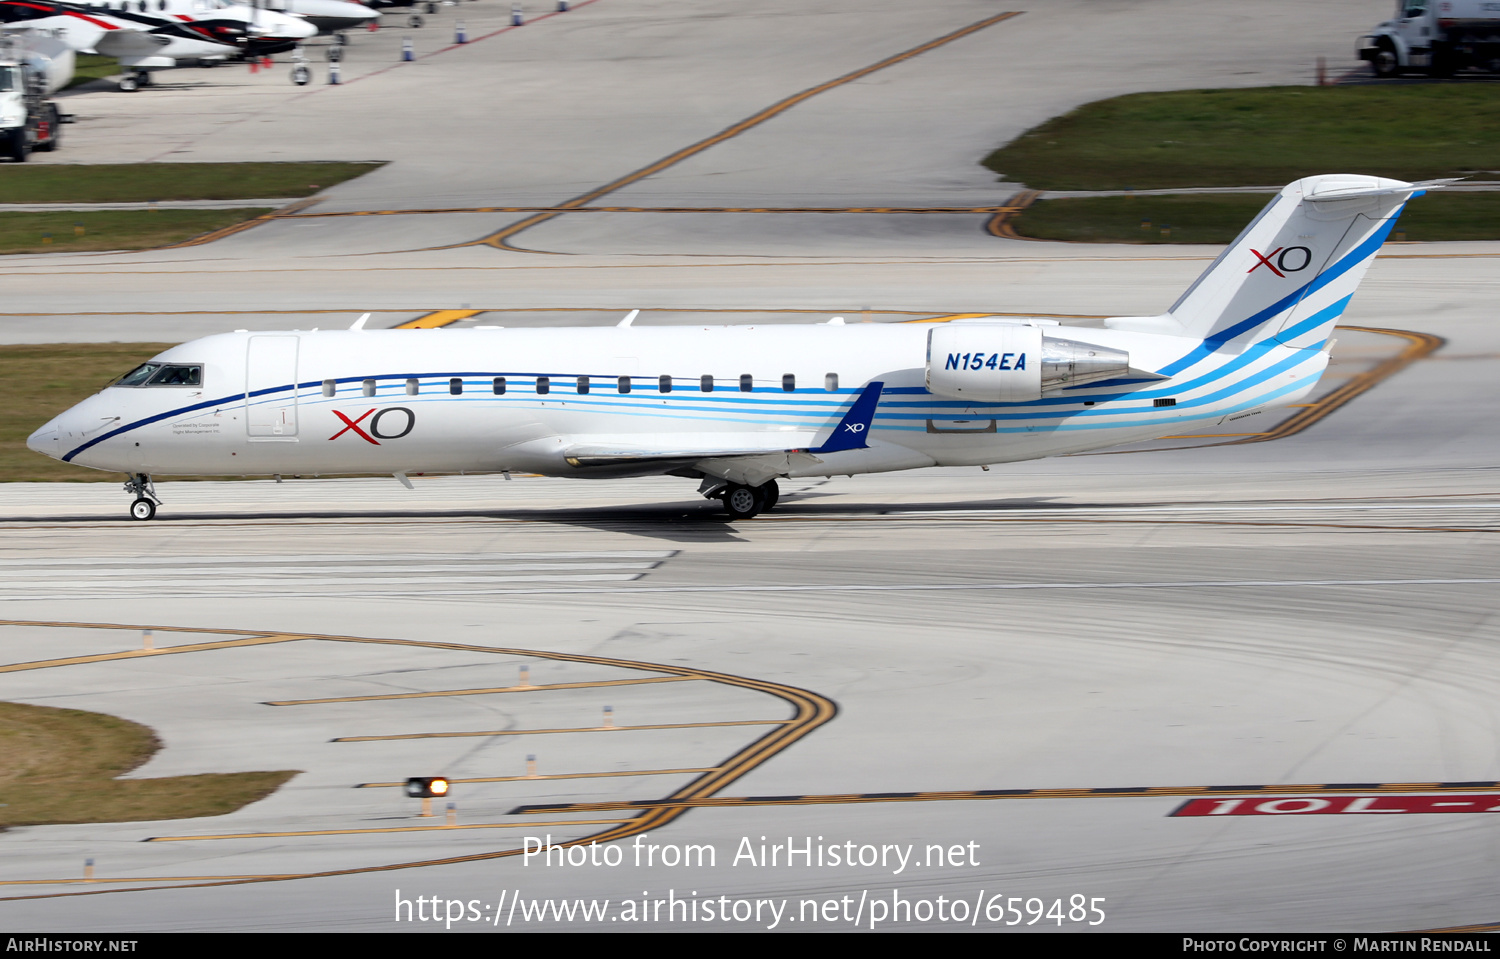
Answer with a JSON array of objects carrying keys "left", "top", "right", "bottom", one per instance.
[
  {"left": 782, "top": 374, "right": 795, "bottom": 392},
  {"left": 618, "top": 376, "right": 631, "bottom": 393},
  {"left": 407, "top": 378, "right": 419, "bottom": 395},
  {"left": 492, "top": 377, "right": 505, "bottom": 395},
  {"left": 362, "top": 379, "right": 376, "bottom": 397},
  {"left": 739, "top": 374, "right": 753, "bottom": 392},
  {"left": 825, "top": 372, "right": 838, "bottom": 391},
  {"left": 322, "top": 379, "right": 336, "bottom": 397},
  {"left": 537, "top": 376, "right": 550, "bottom": 395},
  {"left": 577, "top": 375, "right": 590, "bottom": 394},
  {"left": 449, "top": 378, "right": 463, "bottom": 395},
  {"left": 700, "top": 375, "right": 713, "bottom": 392},
  {"left": 659, "top": 375, "right": 672, "bottom": 393}
]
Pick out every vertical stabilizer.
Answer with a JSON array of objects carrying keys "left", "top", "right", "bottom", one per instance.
[{"left": 1108, "top": 175, "right": 1436, "bottom": 365}]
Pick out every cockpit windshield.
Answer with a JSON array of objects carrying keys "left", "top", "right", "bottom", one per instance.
[{"left": 114, "top": 363, "right": 203, "bottom": 387}]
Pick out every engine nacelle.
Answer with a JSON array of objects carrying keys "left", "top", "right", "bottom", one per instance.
[{"left": 926, "top": 324, "right": 1131, "bottom": 403}]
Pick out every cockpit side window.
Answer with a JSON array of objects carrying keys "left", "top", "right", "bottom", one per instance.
[
  {"left": 148, "top": 365, "right": 203, "bottom": 386},
  {"left": 114, "top": 363, "right": 203, "bottom": 387}
]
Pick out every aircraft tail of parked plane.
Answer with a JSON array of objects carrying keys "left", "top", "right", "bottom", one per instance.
[{"left": 27, "top": 174, "right": 1440, "bottom": 521}]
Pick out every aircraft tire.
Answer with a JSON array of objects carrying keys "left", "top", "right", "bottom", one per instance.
[
  {"left": 292, "top": 65, "right": 312, "bottom": 85},
  {"left": 721, "top": 484, "right": 763, "bottom": 520},
  {"left": 424, "top": 2, "right": 436, "bottom": 12},
  {"left": 118, "top": 76, "right": 139, "bottom": 92},
  {"left": 130, "top": 498, "right": 156, "bottom": 521},
  {"left": 408, "top": 14, "right": 423, "bottom": 27},
  {"left": 761, "top": 478, "right": 780, "bottom": 512}
]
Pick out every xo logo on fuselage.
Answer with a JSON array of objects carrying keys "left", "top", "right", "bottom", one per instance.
[
  {"left": 1247, "top": 246, "right": 1313, "bottom": 278},
  {"left": 329, "top": 407, "right": 415, "bottom": 445}
]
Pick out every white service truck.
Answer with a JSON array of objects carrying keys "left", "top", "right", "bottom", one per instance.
[
  {"left": 1359, "top": 0, "right": 1500, "bottom": 77},
  {"left": 0, "top": 33, "right": 71, "bottom": 161}
]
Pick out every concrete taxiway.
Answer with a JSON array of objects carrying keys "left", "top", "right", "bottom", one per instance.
[{"left": 3, "top": 0, "right": 1498, "bottom": 934}]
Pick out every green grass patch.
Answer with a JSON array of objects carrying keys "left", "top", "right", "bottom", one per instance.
[
  {"left": 65, "top": 53, "right": 120, "bottom": 90},
  {"left": 0, "top": 701, "right": 297, "bottom": 827},
  {"left": 984, "top": 85, "right": 1500, "bottom": 190},
  {"left": 1, "top": 343, "right": 175, "bottom": 483},
  {"left": 0, "top": 161, "right": 383, "bottom": 203},
  {"left": 1009, "top": 191, "right": 1500, "bottom": 243},
  {"left": 0, "top": 208, "right": 271, "bottom": 253}
]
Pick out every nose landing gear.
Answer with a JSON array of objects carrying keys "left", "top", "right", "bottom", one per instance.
[{"left": 124, "top": 473, "right": 160, "bottom": 521}]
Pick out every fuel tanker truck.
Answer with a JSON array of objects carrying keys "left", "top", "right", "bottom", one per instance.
[
  {"left": 1359, "top": 0, "right": 1500, "bottom": 76},
  {"left": 0, "top": 32, "right": 70, "bottom": 161}
]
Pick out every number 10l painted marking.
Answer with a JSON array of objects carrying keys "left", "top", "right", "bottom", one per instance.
[{"left": 1172, "top": 794, "right": 1500, "bottom": 816}]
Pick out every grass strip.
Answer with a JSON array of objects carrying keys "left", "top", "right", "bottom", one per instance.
[
  {"left": 0, "top": 209, "right": 272, "bottom": 253},
  {"left": 0, "top": 343, "right": 175, "bottom": 483},
  {"left": 64, "top": 54, "right": 121, "bottom": 90},
  {"left": 1008, "top": 191, "right": 1500, "bottom": 244},
  {"left": 0, "top": 161, "right": 383, "bottom": 203},
  {"left": 983, "top": 85, "right": 1500, "bottom": 191},
  {"left": 0, "top": 701, "right": 297, "bottom": 827}
]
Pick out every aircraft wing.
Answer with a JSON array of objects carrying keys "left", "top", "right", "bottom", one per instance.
[
  {"left": 94, "top": 31, "right": 170, "bottom": 58},
  {"left": 562, "top": 381, "right": 885, "bottom": 485}
]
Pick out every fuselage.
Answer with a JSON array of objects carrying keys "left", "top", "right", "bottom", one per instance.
[{"left": 29, "top": 322, "right": 1326, "bottom": 480}]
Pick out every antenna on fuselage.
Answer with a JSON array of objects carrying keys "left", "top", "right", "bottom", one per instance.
[
  {"left": 616, "top": 309, "right": 639, "bottom": 328},
  {"left": 349, "top": 312, "right": 371, "bottom": 330}
]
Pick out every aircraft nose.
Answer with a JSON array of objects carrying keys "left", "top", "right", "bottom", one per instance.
[{"left": 27, "top": 419, "right": 60, "bottom": 460}]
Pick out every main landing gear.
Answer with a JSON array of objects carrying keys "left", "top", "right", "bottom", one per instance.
[
  {"left": 706, "top": 478, "right": 779, "bottom": 520},
  {"left": 124, "top": 473, "right": 160, "bottom": 521}
]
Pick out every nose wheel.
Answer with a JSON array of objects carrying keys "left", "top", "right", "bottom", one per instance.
[{"left": 124, "top": 473, "right": 160, "bottom": 521}]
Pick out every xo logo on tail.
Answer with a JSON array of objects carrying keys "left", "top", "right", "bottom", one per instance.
[
  {"left": 329, "top": 407, "right": 416, "bottom": 445},
  {"left": 1248, "top": 246, "right": 1313, "bottom": 278}
]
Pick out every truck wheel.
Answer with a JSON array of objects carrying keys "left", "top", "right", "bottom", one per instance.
[
  {"left": 5, "top": 128, "right": 28, "bottom": 162},
  {"left": 35, "top": 106, "right": 59, "bottom": 152},
  {"left": 1372, "top": 42, "right": 1400, "bottom": 78}
]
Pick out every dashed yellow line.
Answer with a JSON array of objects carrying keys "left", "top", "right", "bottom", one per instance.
[
  {"left": 145, "top": 819, "right": 632, "bottom": 842},
  {"left": 150, "top": 198, "right": 322, "bottom": 250},
  {"left": 332, "top": 719, "right": 788, "bottom": 742},
  {"left": 267, "top": 675, "right": 695, "bottom": 706},
  {"left": 0, "top": 634, "right": 302, "bottom": 674},
  {"left": 511, "top": 780, "right": 1500, "bottom": 815},
  {"left": 358, "top": 767, "right": 717, "bottom": 788}
]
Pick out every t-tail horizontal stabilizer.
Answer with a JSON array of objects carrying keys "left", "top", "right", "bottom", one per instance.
[{"left": 810, "top": 381, "right": 884, "bottom": 454}]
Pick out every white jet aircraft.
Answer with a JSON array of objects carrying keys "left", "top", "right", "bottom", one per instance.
[{"left": 29, "top": 174, "right": 1436, "bottom": 521}]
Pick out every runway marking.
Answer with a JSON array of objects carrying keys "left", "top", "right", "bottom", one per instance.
[
  {"left": 1090, "top": 326, "right": 1445, "bottom": 454},
  {"left": 0, "top": 621, "right": 836, "bottom": 899},
  {"left": 356, "top": 767, "right": 718, "bottom": 788},
  {"left": 267, "top": 675, "right": 695, "bottom": 706},
  {"left": 437, "top": 10, "right": 1023, "bottom": 253},
  {"left": 985, "top": 189, "right": 1041, "bottom": 239},
  {"left": 280, "top": 205, "right": 1029, "bottom": 219},
  {"left": 509, "top": 781, "right": 1500, "bottom": 814},
  {"left": 149, "top": 198, "right": 322, "bottom": 251},
  {"left": 393, "top": 309, "right": 484, "bottom": 329},
  {"left": 0, "top": 633, "right": 302, "bottom": 674},
  {"left": 143, "top": 819, "right": 633, "bottom": 842},
  {"left": 332, "top": 719, "right": 787, "bottom": 742}
]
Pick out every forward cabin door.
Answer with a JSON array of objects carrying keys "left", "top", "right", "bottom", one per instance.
[{"left": 246, "top": 335, "right": 300, "bottom": 440}]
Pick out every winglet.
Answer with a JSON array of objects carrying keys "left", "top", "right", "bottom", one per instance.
[
  {"left": 350, "top": 313, "right": 371, "bottom": 331},
  {"left": 810, "top": 381, "right": 883, "bottom": 454},
  {"left": 617, "top": 309, "right": 639, "bottom": 328}
]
